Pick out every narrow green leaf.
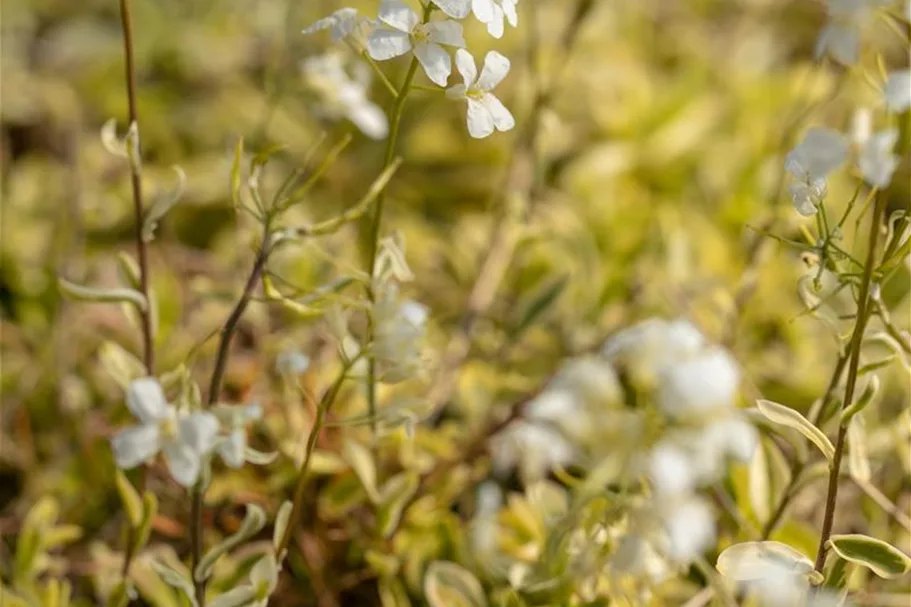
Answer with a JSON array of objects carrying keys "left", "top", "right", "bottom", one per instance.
[
  {"left": 58, "top": 278, "right": 147, "bottom": 311},
  {"left": 152, "top": 560, "right": 199, "bottom": 607},
  {"left": 273, "top": 501, "right": 293, "bottom": 554},
  {"left": 133, "top": 492, "right": 158, "bottom": 553},
  {"left": 823, "top": 554, "right": 850, "bottom": 590},
  {"left": 343, "top": 439, "right": 379, "bottom": 503},
  {"left": 100, "top": 342, "right": 146, "bottom": 392},
  {"left": 208, "top": 587, "right": 257, "bottom": 607},
  {"left": 757, "top": 399, "right": 835, "bottom": 463},
  {"left": 512, "top": 276, "right": 568, "bottom": 338},
  {"left": 841, "top": 375, "right": 879, "bottom": 425},
  {"left": 377, "top": 473, "right": 419, "bottom": 538},
  {"left": 717, "top": 541, "right": 815, "bottom": 581},
  {"left": 194, "top": 504, "right": 267, "bottom": 582},
  {"left": 116, "top": 252, "right": 142, "bottom": 290},
  {"left": 114, "top": 470, "right": 143, "bottom": 528},
  {"left": 828, "top": 534, "right": 911, "bottom": 579},
  {"left": 749, "top": 438, "right": 771, "bottom": 523},
  {"left": 424, "top": 561, "right": 488, "bottom": 607},
  {"left": 142, "top": 166, "right": 186, "bottom": 242}
]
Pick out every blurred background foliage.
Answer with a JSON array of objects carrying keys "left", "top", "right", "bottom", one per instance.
[{"left": 1, "top": 0, "right": 909, "bottom": 605}]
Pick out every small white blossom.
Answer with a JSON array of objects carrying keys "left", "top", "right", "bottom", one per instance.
[
  {"left": 446, "top": 49, "right": 515, "bottom": 138},
  {"left": 601, "top": 318, "right": 705, "bottom": 384},
  {"left": 884, "top": 69, "right": 911, "bottom": 113},
  {"left": 659, "top": 496, "right": 716, "bottom": 564},
  {"left": 656, "top": 347, "right": 740, "bottom": 418},
  {"left": 858, "top": 128, "right": 899, "bottom": 188},
  {"left": 110, "top": 378, "right": 218, "bottom": 487},
  {"left": 785, "top": 127, "right": 848, "bottom": 216},
  {"left": 491, "top": 421, "right": 576, "bottom": 481},
  {"left": 472, "top": 0, "right": 519, "bottom": 38},
  {"left": 430, "top": 0, "right": 472, "bottom": 19},
  {"left": 275, "top": 348, "right": 311, "bottom": 376},
  {"left": 367, "top": 0, "right": 466, "bottom": 87},
  {"left": 814, "top": 0, "right": 890, "bottom": 65},
  {"left": 214, "top": 403, "right": 263, "bottom": 468},
  {"left": 372, "top": 283, "right": 429, "bottom": 383},
  {"left": 302, "top": 53, "right": 389, "bottom": 139},
  {"left": 303, "top": 8, "right": 373, "bottom": 49}
]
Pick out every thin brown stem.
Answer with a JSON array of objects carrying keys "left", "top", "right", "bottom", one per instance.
[
  {"left": 276, "top": 361, "right": 354, "bottom": 559},
  {"left": 117, "top": 0, "right": 154, "bottom": 587},
  {"left": 192, "top": 227, "right": 272, "bottom": 606},
  {"left": 813, "top": 195, "right": 884, "bottom": 574}
]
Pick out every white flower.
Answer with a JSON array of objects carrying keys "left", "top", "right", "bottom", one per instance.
[
  {"left": 814, "top": 0, "right": 890, "bottom": 65},
  {"left": 609, "top": 535, "right": 670, "bottom": 583},
  {"left": 302, "top": 8, "right": 373, "bottom": 49},
  {"left": 367, "top": 0, "right": 466, "bottom": 87},
  {"left": 275, "top": 348, "right": 311, "bottom": 376},
  {"left": 884, "top": 70, "right": 911, "bottom": 113},
  {"left": 302, "top": 53, "right": 389, "bottom": 139},
  {"left": 648, "top": 442, "right": 696, "bottom": 497},
  {"left": 858, "top": 128, "right": 899, "bottom": 189},
  {"left": 209, "top": 554, "right": 278, "bottom": 607},
  {"left": 656, "top": 347, "right": 740, "bottom": 418},
  {"left": 430, "top": 0, "right": 472, "bottom": 18},
  {"left": 491, "top": 421, "right": 576, "bottom": 481},
  {"left": 785, "top": 127, "right": 848, "bottom": 216},
  {"left": 472, "top": 0, "right": 519, "bottom": 38},
  {"left": 372, "top": 283, "right": 428, "bottom": 383},
  {"left": 214, "top": 403, "right": 263, "bottom": 468},
  {"left": 601, "top": 318, "right": 705, "bottom": 384},
  {"left": 110, "top": 378, "right": 219, "bottom": 487},
  {"left": 659, "top": 496, "right": 716, "bottom": 564},
  {"left": 446, "top": 49, "right": 515, "bottom": 138}
]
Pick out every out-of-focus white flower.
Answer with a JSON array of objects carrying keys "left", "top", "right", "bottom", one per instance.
[
  {"left": 430, "top": 0, "right": 472, "bottom": 18},
  {"left": 276, "top": 349, "right": 310, "bottom": 376},
  {"left": 528, "top": 356, "right": 622, "bottom": 437},
  {"left": 372, "top": 283, "right": 428, "bottom": 383},
  {"left": 213, "top": 403, "right": 263, "bottom": 468},
  {"left": 491, "top": 421, "right": 576, "bottom": 481},
  {"left": 602, "top": 318, "right": 706, "bottom": 387},
  {"left": 609, "top": 535, "right": 670, "bottom": 583},
  {"left": 656, "top": 347, "right": 740, "bottom": 418},
  {"left": 446, "top": 49, "right": 515, "bottom": 138},
  {"left": 785, "top": 127, "right": 848, "bottom": 216},
  {"left": 367, "top": 0, "right": 466, "bottom": 87},
  {"left": 815, "top": 0, "right": 891, "bottom": 65},
  {"left": 858, "top": 128, "right": 899, "bottom": 188},
  {"left": 110, "top": 378, "right": 218, "bottom": 487},
  {"left": 884, "top": 70, "right": 911, "bottom": 113},
  {"left": 472, "top": 0, "right": 519, "bottom": 38},
  {"left": 302, "top": 53, "right": 389, "bottom": 139},
  {"left": 659, "top": 496, "right": 716, "bottom": 564},
  {"left": 471, "top": 481, "right": 503, "bottom": 554}
]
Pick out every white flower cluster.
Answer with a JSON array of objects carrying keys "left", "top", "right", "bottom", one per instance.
[
  {"left": 788, "top": 0, "right": 909, "bottom": 217},
  {"left": 493, "top": 319, "right": 757, "bottom": 572},
  {"left": 110, "top": 378, "right": 263, "bottom": 487},
  {"left": 304, "top": 0, "right": 518, "bottom": 138}
]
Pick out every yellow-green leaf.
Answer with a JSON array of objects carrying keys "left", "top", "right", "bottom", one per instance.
[
  {"left": 757, "top": 399, "right": 834, "bottom": 463},
  {"left": 828, "top": 534, "right": 911, "bottom": 579},
  {"left": 115, "top": 469, "right": 143, "bottom": 528},
  {"left": 424, "top": 561, "right": 487, "bottom": 607}
]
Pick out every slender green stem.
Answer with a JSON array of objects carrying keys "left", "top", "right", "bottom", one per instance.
[
  {"left": 363, "top": 3, "right": 432, "bottom": 460},
  {"left": 117, "top": 0, "right": 154, "bottom": 589},
  {"left": 813, "top": 195, "right": 885, "bottom": 574},
  {"left": 276, "top": 359, "right": 357, "bottom": 559},
  {"left": 191, "top": 221, "right": 273, "bottom": 606}
]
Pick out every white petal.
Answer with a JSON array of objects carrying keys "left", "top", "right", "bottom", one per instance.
[
  {"left": 111, "top": 424, "right": 161, "bottom": 469},
  {"left": 789, "top": 127, "right": 848, "bottom": 181},
  {"left": 471, "top": 0, "right": 496, "bottom": 22},
  {"left": 454, "top": 48, "right": 477, "bottom": 86},
  {"left": 859, "top": 129, "right": 899, "bottom": 188},
  {"left": 466, "top": 97, "right": 495, "bottom": 138},
  {"left": 446, "top": 83, "right": 468, "bottom": 100},
  {"left": 485, "top": 6, "right": 506, "bottom": 39},
  {"left": 367, "top": 29, "right": 412, "bottom": 60},
  {"left": 649, "top": 443, "right": 696, "bottom": 496},
  {"left": 163, "top": 443, "right": 202, "bottom": 487},
  {"left": 377, "top": 0, "right": 418, "bottom": 32},
  {"left": 431, "top": 0, "right": 471, "bottom": 19},
  {"left": 126, "top": 378, "right": 169, "bottom": 423},
  {"left": 179, "top": 412, "right": 220, "bottom": 455},
  {"left": 789, "top": 183, "right": 820, "bottom": 216},
  {"left": 884, "top": 69, "right": 911, "bottom": 114},
  {"left": 503, "top": 0, "right": 519, "bottom": 27},
  {"left": 476, "top": 51, "right": 510, "bottom": 91},
  {"left": 413, "top": 42, "right": 452, "bottom": 86},
  {"left": 425, "top": 20, "right": 466, "bottom": 47},
  {"left": 815, "top": 23, "right": 859, "bottom": 65},
  {"left": 481, "top": 93, "right": 515, "bottom": 132},
  {"left": 346, "top": 100, "right": 389, "bottom": 139},
  {"left": 663, "top": 498, "right": 716, "bottom": 564},
  {"left": 218, "top": 431, "right": 246, "bottom": 468}
]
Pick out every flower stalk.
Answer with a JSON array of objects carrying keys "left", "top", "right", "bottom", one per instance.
[{"left": 813, "top": 194, "right": 885, "bottom": 574}]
